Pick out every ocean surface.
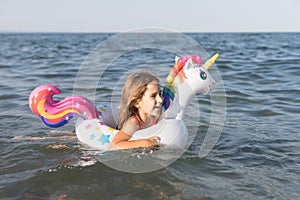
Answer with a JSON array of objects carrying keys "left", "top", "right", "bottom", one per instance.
[{"left": 0, "top": 32, "right": 299, "bottom": 199}]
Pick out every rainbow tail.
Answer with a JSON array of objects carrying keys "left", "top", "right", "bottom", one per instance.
[{"left": 28, "top": 84, "right": 98, "bottom": 128}]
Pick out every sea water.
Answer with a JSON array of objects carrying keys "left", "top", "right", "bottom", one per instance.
[{"left": 0, "top": 32, "right": 299, "bottom": 199}]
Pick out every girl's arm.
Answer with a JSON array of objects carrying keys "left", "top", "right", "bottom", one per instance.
[{"left": 111, "top": 130, "right": 160, "bottom": 150}]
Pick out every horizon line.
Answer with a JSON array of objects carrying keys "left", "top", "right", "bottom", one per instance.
[{"left": 1, "top": 30, "right": 300, "bottom": 34}]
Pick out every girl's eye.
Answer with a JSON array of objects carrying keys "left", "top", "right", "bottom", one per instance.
[
  {"left": 152, "top": 90, "right": 162, "bottom": 97},
  {"left": 159, "top": 90, "right": 163, "bottom": 96},
  {"left": 151, "top": 94, "right": 157, "bottom": 98},
  {"left": 200, "top": 70, "right": 207, "bottom": 80}
]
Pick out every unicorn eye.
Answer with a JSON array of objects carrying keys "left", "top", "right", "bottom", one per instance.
[{"left": 199, "top": 70, "right": 207, "bottom": 80}]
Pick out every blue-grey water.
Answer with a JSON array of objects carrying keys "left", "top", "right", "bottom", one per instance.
[{"left": 0, "top": 32, "right": 299, "bottom": 199}]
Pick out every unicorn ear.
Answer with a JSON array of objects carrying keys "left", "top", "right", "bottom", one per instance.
[
  {"left": 175, "top": 56, "right": 180, "bottom": 63},
  {"left": 184, "top": 59, "right": 194, "bottom": 70}
]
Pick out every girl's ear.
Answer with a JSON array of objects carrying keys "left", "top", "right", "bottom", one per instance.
[
  {"left": 131, "top": 98, "right": 139, "bottom": 109},
  {"left": 134, "top": 101, "right": 140, "bottom": 109}
]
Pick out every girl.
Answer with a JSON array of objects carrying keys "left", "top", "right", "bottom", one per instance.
[{"left": 111, "top": 70, "right": 163, "bottom": 149}]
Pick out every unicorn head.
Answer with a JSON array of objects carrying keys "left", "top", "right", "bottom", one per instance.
[{"left": 162, "top": 53, "right": 219, "bottom": 119}]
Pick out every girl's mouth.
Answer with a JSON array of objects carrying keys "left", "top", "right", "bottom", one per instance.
[{"left": 154, "top": 106, "right": 161, "bottom": 110}]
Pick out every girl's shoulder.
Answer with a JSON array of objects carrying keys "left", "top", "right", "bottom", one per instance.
[
  {"left": 126, "top": 116, "right": 139, "bottom": 125},
  {"left": 122, "top": 116, "right": 140, "bottom": 135}
]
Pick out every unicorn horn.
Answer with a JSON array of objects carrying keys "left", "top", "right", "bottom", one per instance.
[{"left": 203, "top": 53, "right": 219, "bottom": 69}]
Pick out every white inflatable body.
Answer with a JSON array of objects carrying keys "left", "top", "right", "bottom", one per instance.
[
  {"left": 75, "top": 54, "right": 218, "bottom": 150},
  {"left": 76, "top": 103, "right": 188, "bottom": 150}
]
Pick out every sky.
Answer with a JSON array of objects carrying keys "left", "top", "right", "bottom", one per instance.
[{"left": 0, "top": 0, "right": 300, "bottom": 32}]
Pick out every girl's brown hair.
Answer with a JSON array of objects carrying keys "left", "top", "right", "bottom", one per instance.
[{"left": 118, "top": 70, "right": 160, "bottom": 129}]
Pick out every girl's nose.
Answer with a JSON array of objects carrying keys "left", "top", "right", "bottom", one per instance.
[{"left": 157, "top": 95, "right": 163, "bottom": 105}]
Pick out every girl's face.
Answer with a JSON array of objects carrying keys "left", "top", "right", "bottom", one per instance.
[{"left": 136, "top": 82, "right": 162, "bottom": 118}]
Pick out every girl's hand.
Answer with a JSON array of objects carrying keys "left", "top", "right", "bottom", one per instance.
[{"left": 147, "top": 136, "right": 161, "bottom": 146}]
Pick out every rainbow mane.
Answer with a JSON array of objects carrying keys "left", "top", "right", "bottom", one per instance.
[
  {"left": 162, "top": 55, "right": 202, "bottom": 110},
  {"left": 28, "top": 84, "right": 98, "bottom": 127}
]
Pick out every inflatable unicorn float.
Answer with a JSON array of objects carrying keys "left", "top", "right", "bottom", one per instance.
[{"left": 29, "top": 53, "right": 219, "bottom": 150}]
